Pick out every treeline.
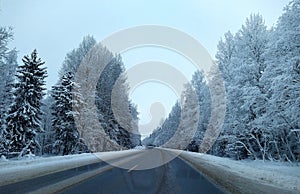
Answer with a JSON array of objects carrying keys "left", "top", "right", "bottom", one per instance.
[
  {"left": 144, "top": 0, "right": 300, "bottom": 162},
  {"left": 0, "top": 32, "right": 141, "bottom": 158}
]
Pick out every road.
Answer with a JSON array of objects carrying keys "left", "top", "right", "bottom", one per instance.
[{"left": 0, "top": 148, "right": 225, "bottom": 194}]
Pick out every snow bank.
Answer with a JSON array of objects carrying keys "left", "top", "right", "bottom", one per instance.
[
  {"left": 133, "top": 145, "right": 146, "bottom": 150},
  {"left": 177, "top": 150, "right": 300, "bottom": 194},
  {"left": 0, "top": 149, "right": 140, "bottom": 186}
]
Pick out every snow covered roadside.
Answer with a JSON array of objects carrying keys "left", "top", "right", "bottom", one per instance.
[
  {"left": 178, "top": 150, "right": 300, "bottom": 194},
  {"left": 0, "top": 149, "right": 141, "bottom": 187}
]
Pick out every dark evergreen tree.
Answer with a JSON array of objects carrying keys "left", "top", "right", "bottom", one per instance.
[
  {"left": 51, "top": 72, "right": 88, "bottom": 155},
  {"left": 185, "top": 140, "right": 199, "bottom": 152},
  {"left": 4, "top": 49, "right": 47, "bottom": 158},
  {"left": 37, "top": 94, "right": 55, "bottom": 155},
  {"left": 95, "top": 55, "right": 135, "bottom": 148}
]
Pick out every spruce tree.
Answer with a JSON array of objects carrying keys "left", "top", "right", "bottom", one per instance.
[
  {"left": 51, "top": 72, "right": 88, "bottom": 155},
  {"left": 5, "top": 49, "right": 47, "bottom": 158}
]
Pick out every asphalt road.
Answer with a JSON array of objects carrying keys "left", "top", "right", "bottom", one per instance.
[
  {"left": 0, "top": 149, "right": 225, "bottom": 194},
  {"left": 62, "top": 148, "right": 225, "bottom": 194}
]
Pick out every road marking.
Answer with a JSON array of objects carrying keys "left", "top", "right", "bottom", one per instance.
[
  {"left": 127, "top": 165, "right": 138, "bottom": 172},
  {"left": 29, "top": 154, "right": 142, "bottom": 194}
]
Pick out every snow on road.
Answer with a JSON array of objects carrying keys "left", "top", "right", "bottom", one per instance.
[
  {"left": 0, "top": 148, "right": 299, "bottom": 194},
  {"left": 0, "top": 150, "right": 140, "bottom": 187},
  {"left": 178, "top": 150, "right": 300, "bottom": 194}
]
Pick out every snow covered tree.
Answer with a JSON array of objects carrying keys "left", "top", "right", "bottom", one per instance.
[
  {"left": 73, "top": 43, "right": 122, "bottom": 152},
  {"left": 163, "top": 84, "right": 199, "bottom": 150},
  {"left": 37, "top": 94, "right": 55, "bottom": 155},
  {"left": 142, "top": 101, "right": 181, "bottom": 146},
  {"left": 51, "top": 72, "right": 88, "bottom": 155},
  {"left": 95, "top": 54, "right": 140, "bottom": 149},
  {"left": 210, "top": 31, "right": 240, "bottom": 158},
  {"left": 143, "top": 1, "right": 299, "bottom": 162},
  {"left": 232, "top": 14, "right": 270, "bottom": 160},
  {"left": 211, "top": 14, "right": 270, "bottom": 160},
  {"left": 143, "top": 71, "right": 211, "bottom": 151},
  {"left": 4, "top": 49, "right": 47, "bottom": 158},
  {"left": 129, "top": 102, "right": 141, "bottom": 147},
  {"left": 211, "top": 5, "right": 299, "bottom": 162},
  {"left": 0, "top": 27, "right": 16, "bottom": 135},
  {"left": 261, "top": 0, "right": 300, "bottom": 162},
  {"left": 190, "top": 70, "right": 211, "bottom": 147},
  {"left": 0, "top": 51, "right": 18, "bottom": 157},
  {"left": 59, "top": 37, "right": 141, "bottom": 151},
  {"left": 215, "top": 31, "right": 237, "bottom": 82},
  {"left": 59, "top": 35, "right": 96, "bottom": 77}
]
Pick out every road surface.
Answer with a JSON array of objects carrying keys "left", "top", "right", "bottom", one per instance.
[{"left": 0, "top": 148, "right": 225, "bottom": 194}]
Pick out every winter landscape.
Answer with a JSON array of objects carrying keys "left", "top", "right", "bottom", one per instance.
[{"left": 0, "top": 0, "right": 299, "bottom": 193}]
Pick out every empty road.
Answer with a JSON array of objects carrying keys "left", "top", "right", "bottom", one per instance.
[{"left": 0, "top": 148, "right": 225, "bottom": 194}]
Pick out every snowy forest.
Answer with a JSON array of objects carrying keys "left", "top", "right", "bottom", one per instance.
[
  {"left": 0, "top": 34, "right": 141, "bottom": 158},
  {"left": 0, "top": 0, "right": 299, "bottom": 163},
  {"left": 144, "top": 1, "right": 300, "bottom": 162}
]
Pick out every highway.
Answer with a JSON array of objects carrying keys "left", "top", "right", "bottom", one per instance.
[{"left": 0, "top": 148, "right": 225, "bottom": 194}]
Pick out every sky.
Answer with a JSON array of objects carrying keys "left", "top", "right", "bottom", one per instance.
[{"left": 0, "top": 0, "right": 289, "bottom": 137}]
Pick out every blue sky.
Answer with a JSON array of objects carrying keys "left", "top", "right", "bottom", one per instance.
[{"left": 0, "top": 0, "right": 289, "bottom": 136}]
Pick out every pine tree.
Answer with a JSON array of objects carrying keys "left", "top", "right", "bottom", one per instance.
[
  {"left": 51, "top": 72, "right": 88, "bottom": 155},
  {"left": 4, "top": 49, "right": 47, "bottom": 158}
]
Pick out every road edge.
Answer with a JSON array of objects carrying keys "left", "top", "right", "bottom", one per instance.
[{"left": 178, "top": 150, "right": 299, "bottom": 194}]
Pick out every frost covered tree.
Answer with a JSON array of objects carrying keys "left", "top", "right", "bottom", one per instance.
[
  {"left": 142, "top": 1, "right": 299, "bottom": 162},
  {"left": 0, "top": 52, "right": 18, "bottom": 155},
  {"left": 233, "top": 14, "right": 270, "bottom": 160},
  {"left": 60, "top": 37, "right": 140, "bottom": 151},
  {"left": 73, "top": 43, "right": 121, "bottom": 152},
  {"left": 143, "top": 101, "right": 181, "bottom": 146},
  {"left": 59, "top": 35, "right": 96, "bottom": 77},
  {"left": 4, "top": 49, "right": 47, "bottom": 158},
  {"left": 144, "top": 71, "right": 212, "bottom": 151},
  {"left": 109, "top": 61, "right": 142, "bottom": 148},
  {"left": 0, "top": 27, "right": 17, "bottom": 134},
  {"left": 51, "top": 72, "right": 88, "bottom": 155},
  {"left": 163, "top": 84, "right": 199, "bottom": 150},
  {"left": 143, "top": 71, "right": 211, "bottom": 150},
  {"left": 37, "top": 94, "right": 55, "bottom": 155},
  {"left": 261, "top": 0, "right": 300, "bottom": 162},
  {"left": 210, "top": 31, "right": 239, "bottom": 158},
  {"left": 211, "top": 14, "right": 270, "bottom": 160},
  {"left": 1, "top": 50, "right": 18, "bottom": 110},
  {"left": 211, "top": 4, "right": 299, "bottom": 162},
  {"left": 129, "top": 102, "right": 141, "bottom": 147},
  {"left": 189, "top": 70, "right": 211, "bottom": 148},
  {"left": 143, "top": 71, "right": 211, "bottom": 149},
  {"left": 95, "top": 54, "right": 140, "bottom": 149}
]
